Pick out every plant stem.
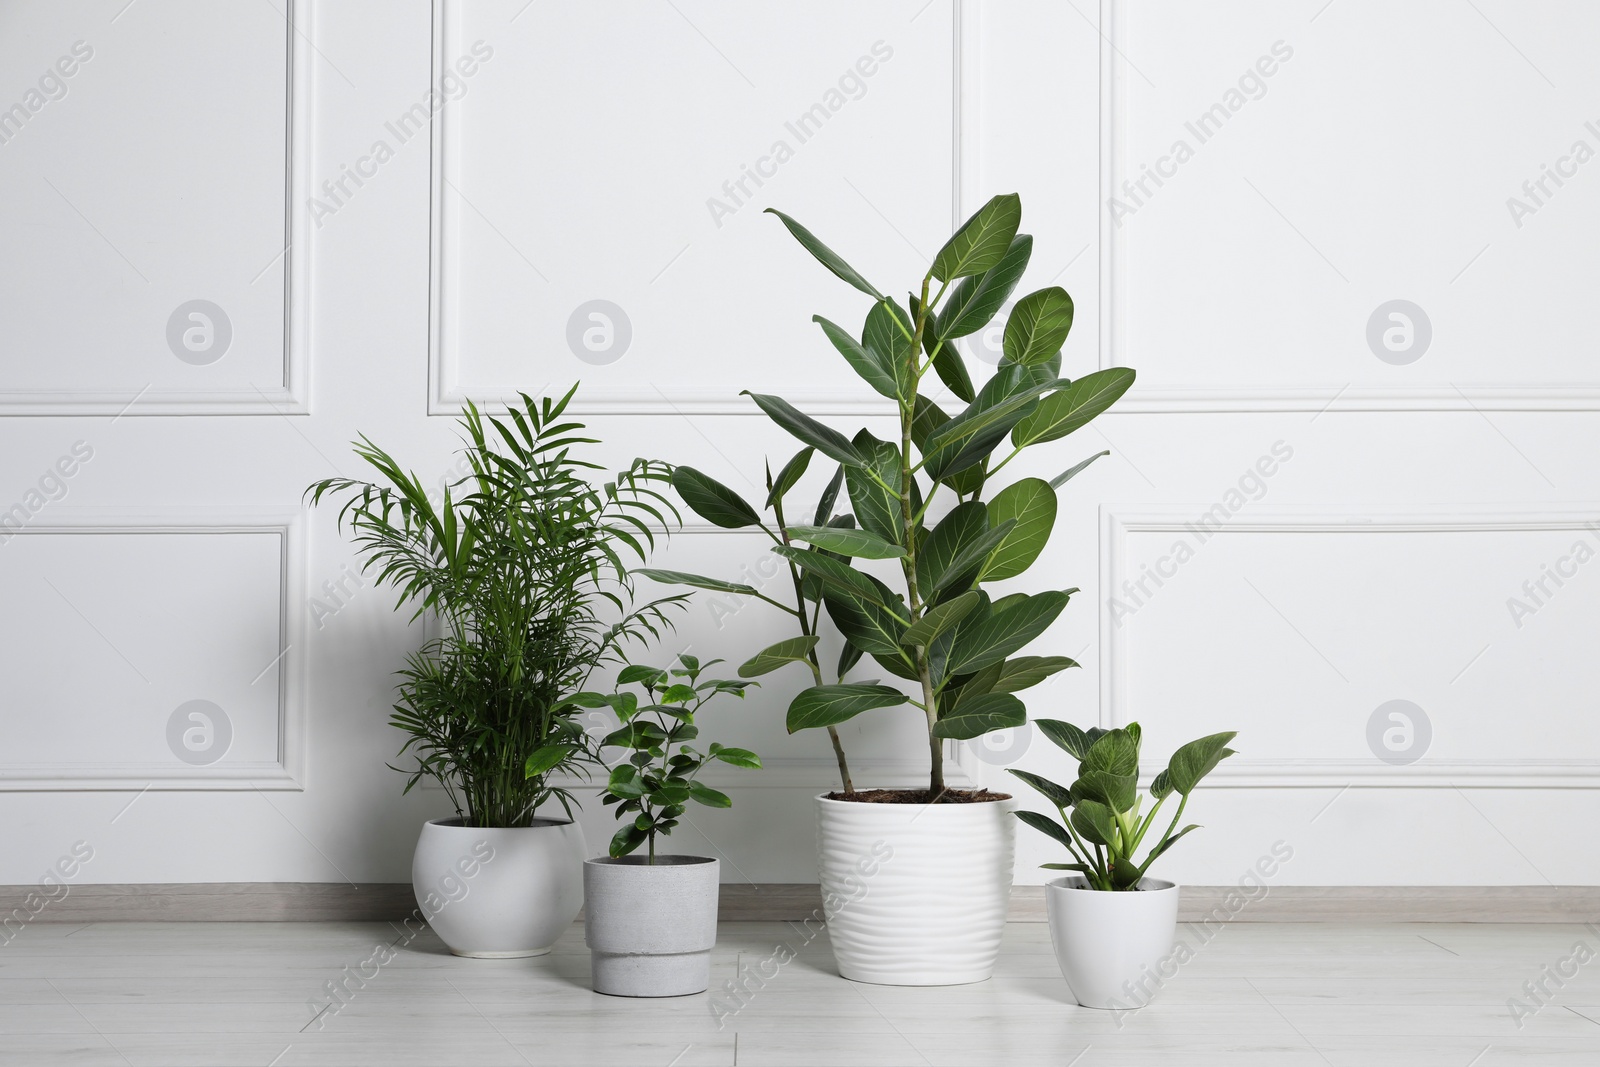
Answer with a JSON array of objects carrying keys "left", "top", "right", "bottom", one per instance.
[
  {"left": 775, "top": 497, "right": 853, "bottom": 794},
  {"left": 901, "top": 281, "right": 943, "bottom": 795}
]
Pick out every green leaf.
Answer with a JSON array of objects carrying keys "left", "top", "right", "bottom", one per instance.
[
  {"left": 785, "top": 524, "right": 905, "bottom": 559},
  {"left": 1167, "top": 732, "right": 1239, "bottom": 794},
  {"left": 929, "top": 341, "right": 976, "bottom": 404},
  {"left": 712, "top": 747, "right": 762, "bottom": 769},
  {"left": 932, "top": 193, "right": 1022, "bottom": 282},
  {"left": 1070, "top": 799, "right": 1116, "bottom": 847},
  {"left": 767, "top": 447, "right": 814, "bottom": 509},
  {"left": 924, "top": 376, "right": 1065, "bottom": 457},
  {"left": 738, "top": 635, "right": 820, "bottom": 678},
  {"left": 1035, "top": 719, "right": 1100, "bottom": 761},
  {"left": 846, "top": 430, "right": 902, "bottom": 546},
  {"left": 688, "top": 781, "right": 733, "bottom": 808},
  {"left": 1041, "top": 863, "right": 1094, "bottom": 873},
  {"left": 1072, "top": 768, "right": 1137, "bottom": 813},
  {"left": 862, "top": 299, "right": 918, "bottom": 400},
  {"left": 765, "top": 208, "right": 883, "bottom": 299},
  {"left": 743, "top": 392, "right": 863, "bottom": 468},
  {"left": 1002, "top": 287, "right": 1075, "bottom": 366},
  {"left": 900, "top": 590, "right": 980, "bottom": 647},
  {"left": 1014, "top": 809, "right": 1075, "bottom": 852},
  {"left": 993, "top": 655, "right": 1078, "bottom": 693},
  {"left": 671, "top": 466, "right": 760, "bottom": 529},
  {"left": 932, "top": 692, "right": 1025, "bottom": 740},
  {"left": 945, "top": 589, "right": 1072, "bottom": 676},
  {"left": 1084, "top": 728, "right": 1140, "bottom": 778},
  {"left": 816, "top": 315, "right": 896, "bottom": 399},
  {"left": 787, "top": 684, "right": 907, "bottom": 733},
  {"left": 523, "top": 743, "right": 576, "bottom": 779},
  {"left": 981, "top": 478, "right": 1057, "bottom": 581},
  {"left": 660, "top": 684, "right": 697, "bottom": 704},
  {"left": 1012, "top": 368, "right": 1137, "bottom": 448},
  {"left": 929, "top": 520, "right": 1015, "bottom": 598},
  {"left": 825, "top": 591, "right": 913, "bottom": 671},
  {"left": 1150, "top": 768, "right": 1174, "bottom": 800},
  {"left": 632, "top": 568, "right": 757, "bottom": 597},
  {"left": 607, "top": 765, "right": 646, "bottom": 799},
  {"left": 936, "top": 234, "right": 1033, "bottom": 339},
  {"left": 813, "top": 464, "right": 845, "bottom": 526},
  {"left": 616, "top": 665, "right": 664, "bottom": 687},
  {"left": 837, "top": 640, "right": 863, "bottom": 678},
  {"left": 608, "top": 823, "right": 648, "bottom": 858},
  {"left": 772, "top": 545, "right": 900, "bottom": 613},
  {"left": 1050, "top": 450, "right": 1111, "bottom": 489},
  {"left": 916, "top": 502, "right": 990, "bottom": 599},
  {"left": 1007, "top": 769, "right": 1073, "bottom": 810}
]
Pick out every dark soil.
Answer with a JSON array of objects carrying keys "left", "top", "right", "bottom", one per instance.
[{"left": 824, "top": 788, "right": 1013, "bottom": 805}]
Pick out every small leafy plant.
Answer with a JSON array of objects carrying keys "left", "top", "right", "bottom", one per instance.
[
  {"left": 1010, "top": 721, "right": 1237, "bottom": 891},
  {"left": 577, "top": 654, "right": 762, "bottom": 862},
  {"left": 307, "top": 388, "right": 684, "bottom": 828}
]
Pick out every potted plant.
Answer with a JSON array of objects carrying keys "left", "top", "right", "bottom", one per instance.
[
  {"left": 638, "top": 194, "right": 1136, "bottom": 984},
  {"left": 1009, "top": 720, "right": 1236, "bottom": 1007},
  {"left": 570, "top": 654, "right": 760, "bottom": 996},
  {"left": 307, "top": 388, "right": 683, "bottom": 957}
]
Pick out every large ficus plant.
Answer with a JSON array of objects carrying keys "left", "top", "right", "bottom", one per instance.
[
  {"left": 641, "top": 194, "right": 1135, "bottom": 795},
  {"left": 1010, "top": 721, "right": 1237, "bottom": 890}
]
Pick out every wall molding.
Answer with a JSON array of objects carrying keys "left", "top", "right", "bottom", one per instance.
[
  {"left": 1094, "top": 0, "right": 1600, "bottom": 414},
  {"left": 1101, "top": 504, "right": 1600, "bottom": 788},
  {"left": 0, "top": 1, "right": 313, "bottom": 417},
  {"left": 10, "top": 882, "right": 1595, "bottom": 924},
  {"left": 426, "top": 0, "right": 970, "bottom": 417},
  {"left": 0, "top": 507, "right": 307, "bottom": 791}
]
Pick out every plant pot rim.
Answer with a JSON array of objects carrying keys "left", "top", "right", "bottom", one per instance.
[
  {"left": 585, "top": 854, "right": 715, "bottom": 867},
  {"left": 1047, "top": 875, "right": 1178, "bottom": 894},
  {"left": 814, "top": 792, "right": 1018, "bottom": 807},
  {"left": 424, "top": 816, "right": 576, "bottom": 830}
]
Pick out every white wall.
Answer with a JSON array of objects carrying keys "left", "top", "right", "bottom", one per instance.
[{"left": 3, "top": 0, "right": 1597, "bottom": 889}]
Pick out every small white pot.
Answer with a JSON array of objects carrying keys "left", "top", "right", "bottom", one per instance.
[
  {"left": 1046, "top": 876, "right": 1179, "bottom": 1008},
  {"left": 412, "top": 817, "right": 585, "bottom": 958},
  {"left": 583, "top": 855, "right": 720, "bottom": 997},
  {"left": 816, "top": 793, "right": 1016, "bottom": 985}
]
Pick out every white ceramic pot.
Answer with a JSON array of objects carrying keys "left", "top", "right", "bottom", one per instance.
[
  {"left": 1045, "top": 876, "right": 1179, "bottom": 1008},
  {"left": 412, "top": 817, "right": 585, "bottom": 958},
  {"left": 583, "top": 855, "right": 719, "bottom": 997},
  {"left": 816, "top": 793, "right": 1016, "bottom": 985}
]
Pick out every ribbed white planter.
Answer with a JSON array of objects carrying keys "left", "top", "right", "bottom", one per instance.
[
  {"left": 816, "top": 793, "right": 1016, "bottom": 985},
  {"left": 1046, "top": 876, "right": 1179, "bottom": 1008},
  {"left": 412, "top": 817, "right": 585, "bottom": 958}
]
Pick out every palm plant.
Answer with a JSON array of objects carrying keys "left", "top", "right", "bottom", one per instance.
[
  {"left": 642, "top": 195, "right": 1135, "bottom": 796},
  {"left": 307, "top": 387, "right": 684, "bottom": 828}
]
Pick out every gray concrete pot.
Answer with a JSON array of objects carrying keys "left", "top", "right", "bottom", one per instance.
[{"left": 583, "top": 855, "right": 719, "bottom": 997}]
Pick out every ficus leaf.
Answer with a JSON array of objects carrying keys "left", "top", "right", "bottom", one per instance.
[
  {"left": 932, "top": 193, "right": 1022, "bottom": 282},
  {"left": 981, "top": 477, "right": 1057, "bottom": 581},
  {"left": 765, "top": 208, "right": 883, "bottom": 299},
  {"left": 743, "top": 392, "right": 863, "bottom": 468},
  {"left": 786, "top": 523, "right": 904, "bottom": 559},
  {"left": 1012, "top": 368, "right": 1137, "bottom": 448},
  {"left": 767, "top": 446, "right": 814, "bottom": 509},
  {"left": 936, "top": 234, "right": 1033, "bottom": 340},
  {"left": 672, "top": 466, "right": 760, "bottom": 529},
  {"left": 738, "top": 635, "right": 820, "bottom": 678},
  {"left": 787, "top": 684, "right": 907, "bottom": 733},
  {"left": 932, "top": 692, "right": 1025, "bottom": 740},
  {"left": 816, "top": 315, "right": 896, "bottom": 399},
  {"left": 1001, "top": 287, "right": 1075, "bottom": 366}
]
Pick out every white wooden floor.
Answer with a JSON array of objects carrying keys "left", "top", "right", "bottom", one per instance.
[{"left": 0, "top": 920, "right": 1596, "bottom": 1065}]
